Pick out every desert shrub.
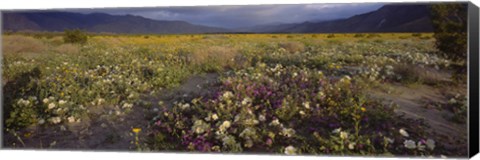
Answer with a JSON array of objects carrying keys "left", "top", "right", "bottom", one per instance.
[
  {"left": 327, "top": 34, "right": 335, "bottom": 38},
  {"left": 278, "top": 42, "right": 305, "bottom": 53},
  {"left": 354, "top": 34, "right": 365, "bottom": 38},
  {"left": 202, "top": 35, "right": 228, "bottom": 40},
  {"left": 63, "top": 29, "right": 88, "bottom": 44},
  {"left": 326, "top": 39, "right": 340, "bottom": 44},
  {"left": 147, "top": 64, "right": 436, "bottom": 156},
  {"left": 144, "top": 35, "right": 150, "bottom": 39},
  {"left": 367, "top": 34, "right": 381, "bottom": 38},
  {"left": 420, "top": 36, "right": 432, "bottom": 40},
  {"left": 391, "top": 64, "right": 442, "bottom": 85},
  {"left": 357, "top": 39, "right": 368, "bottom": 43},
  {"left": 373, "top": 39, "right": 385, "bottom": 44},
  {"left": 430, "top": 4, "right": 467, "bottom": 63},
  {"left": 2, "top": 35, "right": 47, "bottom": 54},
  {"left": 446, "top": 94, "right": 467, "bottom": 124},
  {"left": 411, "top": 33, "right": 422, "bottom": 37}
]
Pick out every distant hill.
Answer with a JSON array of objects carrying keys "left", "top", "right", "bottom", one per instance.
[
  {"left": 2, "top": 4, "right": 434, "bottom": 34},
  {"left": 242, "top": 4, "right": 434, "bottom": 33},
  {"left": 2, "top": 11, "right": 231, "bottom": 34}
]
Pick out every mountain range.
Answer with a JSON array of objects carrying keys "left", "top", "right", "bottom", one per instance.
[{"left": 2, "top": 4, "right": 434, "bottom": 34}]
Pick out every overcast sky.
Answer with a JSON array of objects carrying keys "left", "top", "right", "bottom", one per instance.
[{"left": 70, "top": 3, "right": 384, "bottom": 28}]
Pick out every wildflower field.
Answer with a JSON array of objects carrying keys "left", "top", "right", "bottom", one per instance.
[{"left": 1, "top": 33, "right": 467, "bottom": 157}]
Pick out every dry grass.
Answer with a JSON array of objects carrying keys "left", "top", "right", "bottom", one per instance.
[
  {"left": 192, "top": 46, "right": 238, "bottom": 64},
  {"left": 394, "top": 64, "right": 448, "bottom": 85},
  {"left": 2, "top": 35, "right": 47, "bottom": 54},
  {"left": 54, "top": 44, "right": 80, "bottom": 54},
  {"left": 278, "top": 41, "right": 305, "bottom": 53}
]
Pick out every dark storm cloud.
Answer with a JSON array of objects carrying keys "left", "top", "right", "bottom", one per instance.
[{"left": 69, "top": 3, "right": 384, "bottom": 28}]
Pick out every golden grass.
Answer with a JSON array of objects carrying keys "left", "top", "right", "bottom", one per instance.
[
  {"left": 53, "top": 44, "right": 80, "bottom": 54},
  {"left": 192, "top": 46, "right": 239, "bottom": 66},
  {"left": 278, "top": 41, "right": 305, "bottom": 53},
  {"left": 2, "top": 35, "right": 47, "bottom": 54}
]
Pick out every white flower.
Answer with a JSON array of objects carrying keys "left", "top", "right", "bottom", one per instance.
[
  {"left": 270, "top": 119, "right": 280, "bottom": 126},
  {"left": 426, "top": 139, "right": 435, "bottom": 150},
  {"left": 258, "top": 115, "right": 266, "bottom": 122},
  {"left": 222, "top": 135, "right": 236, "bottom": 147},
  {"left": 222, "top": 121, "right": 231, "bottom": 128},
  {"left": 243, "top": 139, "right": 254, "bottom": 148},
  {"left": 239, "top": 127, "right": 256, "bottom": 138},
  {"left": 399, "top": 128, "right": 409, "bottom": 137},
  {"left": 49, "top": 117, "right": 62, "bottom": 124},
  {"left": 385, "top": 137, "right": 394, "bottom": 144},
  {"left": 128, "top": 93, "right": 135, "bottom": 99},
  {"left": 302, "top": 102, "right": 310, "bottom": 109},
  {"left": 340, "top": 131, "right": 349, "bottom": 140},
  {"left": 417, "top": 141, "right": 426, "bottom": 151},
  {"left": 317, "top": 91, "right": 326, "bottom": 99},
  {"left": 43, "top": 98, "right": 49, "bottom": 104},
  {"left": 222, "top": 91, "right": 234, "bottom": 99},
  {"left": 38, "top": 119, "right": 45, "bottom": 125},
  {"left": 299, "top": 110, "right": 305, "bottom": 115},
  {"left": 281, "top": 128, "right": 296, "bottom": 137},
  {"left": 344, "top": 75, "right": 352, "bottom": 80},
  {"left": 241, "top": 97, "right": 252, "bottom": 105},
  {"left": 348, "top": 142, "right": 356, "bottom": 150},
  {"left": 180, "top": 103, "right": 190, "bottom": 110},
  {"left": 17, "top": 99, "right": 30, "bottom": 106},
  {"left": 219, "top": 120, "right": 231, "bottom": 132},
  {"left": 97, "top": 98, "right": 105, "bottom": 105},
  {"left": 212, "top": 114, "right": 219, "bottom": 121},
  {"left": 448, "top": 98, "right": 457, "bottom": 104},
  {"left": 122, "top": 103, "right": 133, "bottom": 109},
  {"left": 284, "top": 145, "right": 297, "bottom": 155},
  {"left": 48, "top": 103, "right": 56, "bottom": 110},
  {"left": 58, "top": 100, "right": 67, "bottom": 106},
  {"left": 192, "top": 120, "right": 208, "bottom": 134},
  {"left": 332, "top": 128, "right": 341, "bottom": 134},
  {"left": 404, "top": 140, "right": 416, "bottom": 149},
  {"left": 67, "top": 116, "right": 75, "bottom": 123}
]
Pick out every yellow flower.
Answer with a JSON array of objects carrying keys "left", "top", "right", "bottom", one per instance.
[
  {"left": 132, "top": 128, "right": 142, "bottom": 134},
  {"left": 361, "top": 107, "right": 366, "bottom": 112}
]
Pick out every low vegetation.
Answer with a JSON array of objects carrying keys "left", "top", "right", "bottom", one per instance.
[{"left": 2, "top": 32, "right": 467, "bottom": 157}]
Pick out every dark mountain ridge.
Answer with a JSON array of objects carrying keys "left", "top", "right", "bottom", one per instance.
[
  {"left": 274, "top": 4, "right": 434, "bottom": 33},
  {"left": 2, "top": 11, "right": 231, "bottom": 34},
  {"left": 2, "top": 4, "right": 435, "bottom": 34}
]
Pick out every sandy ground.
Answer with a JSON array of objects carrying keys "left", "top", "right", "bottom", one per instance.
[{"left": 369, "top": 83, "right": 468, "bottom": 155}]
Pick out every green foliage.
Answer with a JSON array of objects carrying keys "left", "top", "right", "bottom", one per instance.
[
  {"left": 63, "top": 29, "right": 88, "bottom": 44},
  {"left": 430, "top": 4, "right": 467, "bottom": 63}
]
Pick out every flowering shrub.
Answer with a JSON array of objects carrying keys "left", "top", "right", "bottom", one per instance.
[
  {"left": 3, "top": 33, "right": 464, "bottom": 157},
  {"left": 148, "top": 63, "right": 441, "bottom": 156}
]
